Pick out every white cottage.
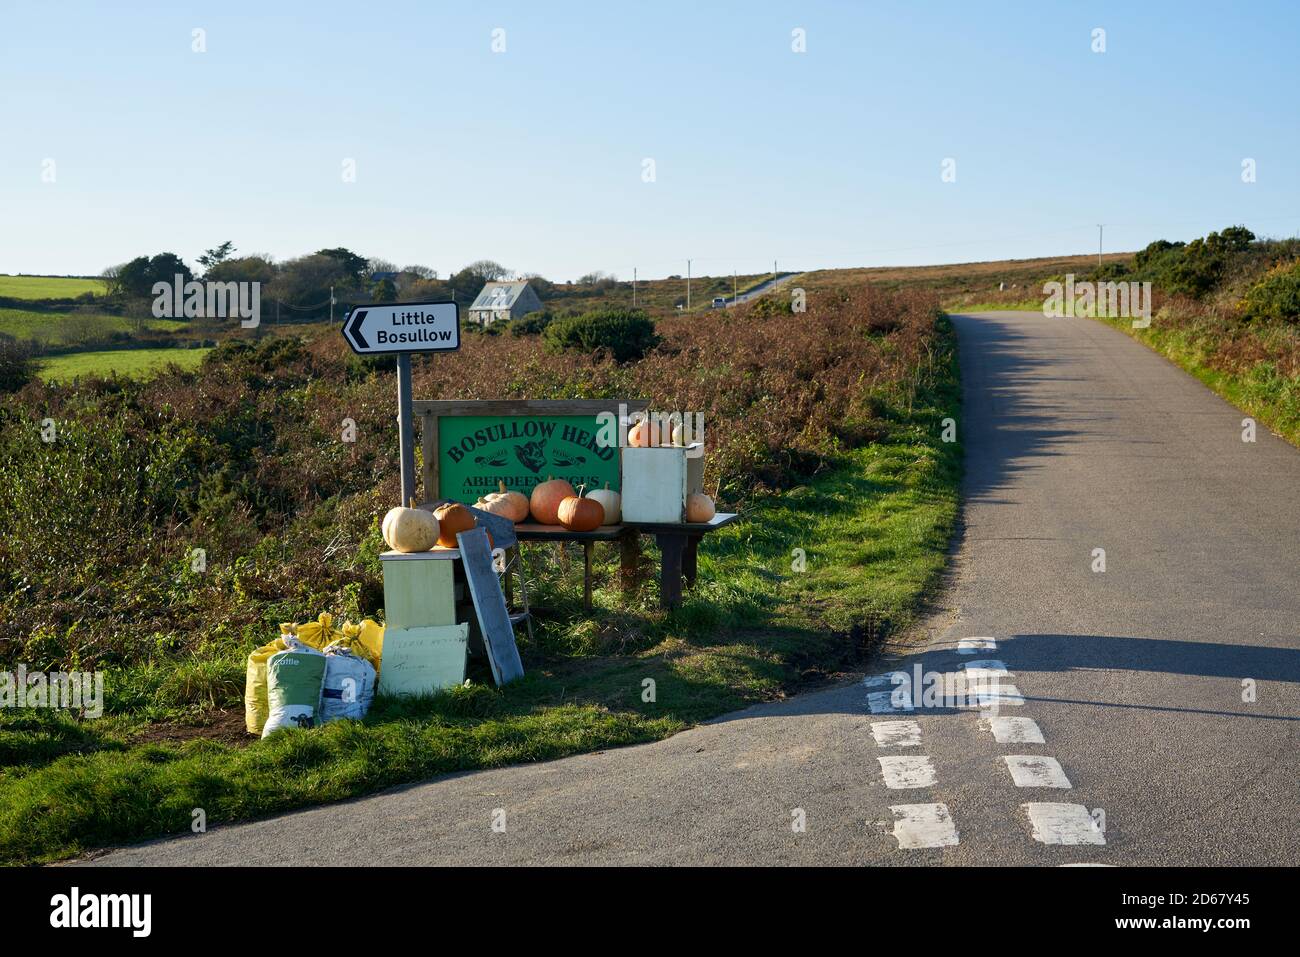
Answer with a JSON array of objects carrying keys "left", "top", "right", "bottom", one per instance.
[{"left": 467, "top": 281, "right": 544, "bottom": 326}]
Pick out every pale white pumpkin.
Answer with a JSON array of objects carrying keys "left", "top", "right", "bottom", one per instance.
[
  {"left": 382, "top": 499, "right": 439, "bottom": 552},
  {"left": 586, "top": 483, "right": 622, "bottom": 525}
]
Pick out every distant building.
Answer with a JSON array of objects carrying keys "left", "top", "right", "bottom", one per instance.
[{"left": 467, "top": 280, "right": 544, "bottom": 326}]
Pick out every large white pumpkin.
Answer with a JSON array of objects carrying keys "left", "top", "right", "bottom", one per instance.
[{"left": 382, "top": 500, "right": 439, "bottom": 552}]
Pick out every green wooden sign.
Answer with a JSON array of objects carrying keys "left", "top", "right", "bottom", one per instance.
[{"left": 416, "top": 399, "right": 647, "bottom": 504}]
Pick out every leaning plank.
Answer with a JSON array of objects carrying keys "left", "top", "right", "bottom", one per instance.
[{"left": 457, "top": 526, "right": 524, "bottom": 685}]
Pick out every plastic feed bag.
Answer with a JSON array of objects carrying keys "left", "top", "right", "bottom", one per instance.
[
  {"left": 319, "top": 646, "right": 377, "bottom": 723},
  {"left": 262, "top": 639, "right": 327, "bottom": 738}
]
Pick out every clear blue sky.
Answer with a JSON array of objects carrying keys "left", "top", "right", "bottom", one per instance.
[{"left": 2, "top": 0, "right": 1297, "bottom": 281}]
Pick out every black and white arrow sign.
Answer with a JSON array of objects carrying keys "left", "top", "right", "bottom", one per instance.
[{"left": 341, "top": 301, "right": 460, "bottom": 354}]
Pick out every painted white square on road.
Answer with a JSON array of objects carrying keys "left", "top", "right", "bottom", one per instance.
[
  {"left": 878, "top": 755, "right": 937, "bottom": 789},
  {"left": 867, "top": 690, "right": 913, "bottom": 714},
  {"left": 958, "top": 637, "right": 997, "bottom": 654},
  {"left": 1024, "top": 802, "right": 1106, "bottom": 845},
  {"left": 889, "top": 803, "right": 959, "bottom": 849},
  {"left": 963, "top": 659, "right": 1010, "bottom": 679},
  {"left": 984, "top": 716, "right": 1045, "bottom": 744},
  {"left": 1004, "top": 755, "right": 1072, "bottom": 788},
  {"left": 870, "top": 720, "right": 922, "bottom": 748}
]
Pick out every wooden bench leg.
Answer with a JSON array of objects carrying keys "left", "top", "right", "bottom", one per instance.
[
  {"left": 655, "top": 532, "right": 687, "bottom": 609},
  {"left": 683, "top": 535, "right": 700, "bottom": 590},
  {"left": 583, "top": 540, "right": 594, "bottom": 611},
  {"left": 619, "top": 530, "right": 641, "bottom": 594}
]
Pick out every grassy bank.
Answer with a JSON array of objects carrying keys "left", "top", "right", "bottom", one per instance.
[{"left": 0, "top": 290, "right": 961, "bottom": 863}]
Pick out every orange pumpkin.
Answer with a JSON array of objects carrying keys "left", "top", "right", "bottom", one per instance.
[
  {"left": 433, "top": 502, "right": 476, "bottom": 547},
  {"left": 477, "top": 480, "right": 529, "bottom": 523},
  {"left": 627, "top": 417, "right": 660, "bottom": 447},
  {"left": 530, "top": 476, "right": 576, "bottom": 525},
  {"left": 558, "top": 487, "right": 605, "bottom": 532},
  {"left": 685, "top": 492, "right": 716, "bottom": 524}
]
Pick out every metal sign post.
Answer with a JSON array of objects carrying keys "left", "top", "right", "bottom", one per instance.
[{"left": 342, "top": 300, "right": 460, "bottom": 506}]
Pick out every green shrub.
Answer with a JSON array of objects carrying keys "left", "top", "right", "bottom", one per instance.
[
  {"left": 508, "top": 310, "right": 554, "bottom": 336},
  {"left": 0, "top": 339, "right": 34, "bottom": 392},
  {"left": 1241, "top": 259, "right": 1300, "bottom": 323},
  {"left": 542, "top": 308, "right": 660, "bottom": 362}
]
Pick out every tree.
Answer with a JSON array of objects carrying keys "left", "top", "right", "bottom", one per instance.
[
  {"left": 198, "top": 241, "right": 237, "bottom": 272},
  {"left": 372, "top": 278, "right": 398, "bottom": 302},
  {"left": 269, "top": 254, "right": 353, "bottom": 311},
  {"left": 108, "top": 253, "right": 194, "bottom": 298},
  {"left": 402, "top": 264, "right": 438, "bottom": 280},
  {"left": 315, "top": 248, "right": 370, "bottom": 286},
  {"left": 206, "top": 255, "right": 276, "bottom": 285},
  {"left": 463, "top": 259, "right": 510, "bottom": 282}
]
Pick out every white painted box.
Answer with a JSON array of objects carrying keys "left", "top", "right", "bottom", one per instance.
[{"left": 620, "top": 445, "right": 704, "bottom": 523}]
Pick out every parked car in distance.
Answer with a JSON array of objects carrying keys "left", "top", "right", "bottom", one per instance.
[{"left": 712, "top": 296, "right": 727, "bottom": 309}]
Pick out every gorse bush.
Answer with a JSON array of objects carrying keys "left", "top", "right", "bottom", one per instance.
[
  {"left": 508, "top": 310, "right": 555, "bottom": 336},
  {"left": 1241, "top": 259, "right": 1300, "bottom": 324},
  {"left": 542, "top": 308, "right": 660, "bottom": 362}
]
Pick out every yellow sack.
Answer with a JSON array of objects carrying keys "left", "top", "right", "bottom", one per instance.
[
  {"left": 337, "top": 619, "right": 385, "bottom": 675},
  {"left": 244, "top": 617, "right": 336, "bottom": 735}
]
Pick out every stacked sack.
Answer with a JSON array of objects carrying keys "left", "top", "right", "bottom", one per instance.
[{"left": 245, "top": 613, "right": 384, "bottom": 737}]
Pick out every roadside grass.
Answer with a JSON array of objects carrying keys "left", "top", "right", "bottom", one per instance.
[
  {"left": 0, "top": 275, "right": 105, "bottom": 299},
  {"left": 0, "top": 319, "right": 962, "bottom": 864},
  {"left": 944, "top": 299, "right": 1042, "bottom": 312},
  {"left": 38, "top": 347, "right": 212, "bottom": 382},
  {"left": 1092, "top": 312, "right": 1300, "bottom": 448}
]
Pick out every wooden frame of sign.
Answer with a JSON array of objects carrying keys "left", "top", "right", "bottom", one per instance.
[{"left": 413, "top": 398, "right": 649, "bottom": 504}]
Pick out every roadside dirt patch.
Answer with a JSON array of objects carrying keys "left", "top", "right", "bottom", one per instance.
[{"left": 130, "top": 709, "right": 251, "bottom": 748}]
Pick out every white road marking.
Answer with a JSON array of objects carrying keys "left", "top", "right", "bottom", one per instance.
[
  {"left": 870, "top": 720, "right": 922, "bottom": 748},
  {"left": 867, "top": 690, "right": 913, "bottom": 714},
  {"left": 878, "top": 755, "right": 937, "bottom": 789},
  {"left": 958, "top": 637, "right": 997, "bottom": 654},
  {"left": 975, "top": 683, "right": 1024, "bottom": 706},
  {"left": 1004, "top": 755, "right": 1072, "bottom": 788},
  {"left": 983, "top": 716, "right": 1045, "bottom": 744},
  {"left": 889, "top": 803, "right": 959, "bottom": 848},
  {"left": 1024, "top": 802, "right": 1106, "bottom": 845},
  {"left": 963, "top": 659, "right": 1010, "bottom": 679},
  {"left": 863, "top": 671, "right": 906, "bottom": 689}
]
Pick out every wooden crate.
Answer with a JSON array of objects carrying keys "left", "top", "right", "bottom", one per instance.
[{"left": 620, "top": 445, "right": 704, "bottom": 524}]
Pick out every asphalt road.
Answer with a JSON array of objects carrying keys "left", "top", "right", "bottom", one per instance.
[
  {"left": 87, "top": 310, "right": 1300, "bottom": 866},
  {"left": 726, "top": 271, "right": 800, "bottom": 306}
]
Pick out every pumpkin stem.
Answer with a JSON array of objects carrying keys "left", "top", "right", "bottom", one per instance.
[
  {"left": 408, "top": 497, "right": 417, "bottom": 509},
  {"left": 498, "top": 480, "right": 508, "bottom": 494},
  {"left": 577, "top": 483, "right": 587, "bottom": 498}
]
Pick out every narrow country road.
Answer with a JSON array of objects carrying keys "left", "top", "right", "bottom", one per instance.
[
  {"left": 86, "top": 311, "right": 1300, "bottom": 866},
  {"left": 727, "top": 271, "right": 800, "bottom": 306}
]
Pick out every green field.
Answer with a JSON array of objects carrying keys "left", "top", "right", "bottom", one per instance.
[
  {"left": 0, "top": 275, "right": 105, "bottom": 299},
  {"left": 0, "top": 307, "right": 187, "bottom": 346},
  {"left": 39, "top": 347, "right": 212, "bottom": 382}
]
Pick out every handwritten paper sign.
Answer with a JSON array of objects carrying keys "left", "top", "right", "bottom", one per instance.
[{"left": 377, "top": 624, "right": 469, "bottom": 696}]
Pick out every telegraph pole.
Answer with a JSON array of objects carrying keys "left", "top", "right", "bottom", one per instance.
[
  {"left": 733, "top": 270, "right": 737, "bottom": 306},
  {"left": 633, "top": 267, "right": 637, "bottom": 308},
  {"left": 1098, "top": 225, "right": 1104, "bottom": 267},
  {"left": 686, "top": 259, "right": 692, "bottom": 310}
]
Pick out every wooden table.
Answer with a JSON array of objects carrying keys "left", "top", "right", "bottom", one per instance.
[{"left": 514, "top": 513, "right": 740, "bottom": 610}]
